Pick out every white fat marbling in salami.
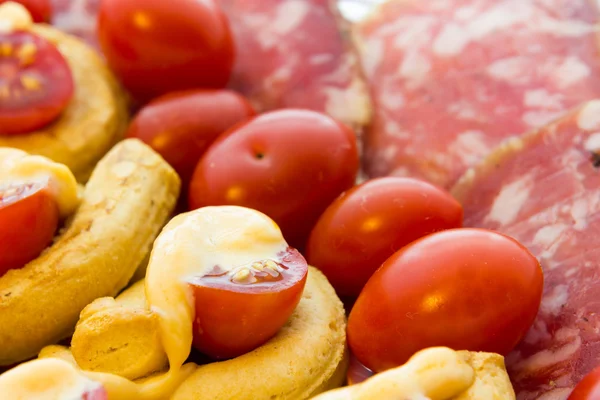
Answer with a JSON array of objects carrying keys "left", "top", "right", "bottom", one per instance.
[
  {"left": 217, "top": 0, "right": 372, "bottom": 129},
  {"left": 50, "top": 0, "right": 372, "bottom": 130},
  {"left": 452, "top": 100, "right": 600, "bottom": 400},
  {"left": 51, "top": 0, "right": 99, "bottom": 47},
  {"left": 355, "top": 0, "right": 600, "bottom": 188}
]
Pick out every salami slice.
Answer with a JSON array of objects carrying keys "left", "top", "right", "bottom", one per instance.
[
  {"left": 217, "top": 0, "right": 372, "bottom": 130},
  {"left": 452, "top": 100, "right": 600, "bottom": 400},
  {"left": 51, "top": 0, "right": 99, "bottom": 48},
  {"left": 355, "top": 0, "right": 600, "bottom": 188}
]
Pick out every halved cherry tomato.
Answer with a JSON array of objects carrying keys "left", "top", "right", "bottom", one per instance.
[
  {"left": 188, "top": 109, "right": 359, "bottom": 250},
  {"left": 0, "top": 31, "right": 74, "bottom": 135},
  {"left": 126, "top": 89, "right": 255, "bottom": 184},
  {"left": 348, "top": 228, "right": 543, "bottom": 372},
  {"left": 347, "top": 352, "right": 374, "bottom": 385},
  {"left": 0, "top": 181, "right": 59, "bottom": 276},
  {"left": 97, "top": 0, "right": 234, "bottom": 102},
  {"left": 0, "top": 0, "right": 52, "bottom": 22},
  {"left": 306, "top": 177, "right": 463, "bottom": 297},
  {"left": 188, "top": 247, "right": 308, "bottom": 360},
  {"left": 0, "top": 31, "right": 73, "bottom": 135},
  {"left": 568, "top": 366, "right": 600, "bottom": 400}
]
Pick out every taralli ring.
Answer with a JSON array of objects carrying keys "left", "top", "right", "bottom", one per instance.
[
  {"left": 0, "top": 3, "right": 128, "bottom": 182},
  {"left": 0, "top": 138, "right": 180, "bottom": 366},
  {"left": 39, "top": 207, "right": 348, "bottom": 400}
]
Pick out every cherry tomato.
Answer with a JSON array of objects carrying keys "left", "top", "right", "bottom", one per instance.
[
  {"left": 348, "top": 228, "right": 543, "bottom": 372},
  {"left": 0, "top": 181, "right": 59, "bottom": 276},
  {"left": 188, "top": 109, "right": 359, "bottom": 250},
  {"left": 126, "top": 89, "right": 255, "bottom": 184},
  {"left": 188, "top": 247, "right": 308, "bottom": 360},
  {"left": 347, "top": 352, "right": 374, "bottom": 385},
  {"left": 568, "top": 366, "right": 600, "bottom": 400},
  {"left": 0, "top": 31, "right": 74, "bottom": 135},
  {"left": 0, "top": 0, "right": 52, "bottom": 22},
  {"left": 97, "top": 0, "right": 234, "bottom": 102},
  {"left": 306, "top": 177, "right": 463, "bottom": 297}
]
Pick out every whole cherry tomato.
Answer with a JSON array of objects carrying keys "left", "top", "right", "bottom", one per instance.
[
  {"left": 0, "top": 31, "right": 74, "bottom": 135},
  {"left": 189, "top": 247, "right": 308, "bottom": 360},
  {"left": 97, "top": 0, "right": 234, "bottom": 102},
  {"left": 348, "top": 228, "right": 543, "bottom": 372},
  {"left": 0, "top": 0, "right": 52, "bottom": 22},
  {"left": 0, "top": 181, "right": 59, "bottom": 275},
  {"left": 126, "top": 89, "right": 255, "bottom": 184},
  {"left": 568, "top": 366, "right": 600, "bottom": 400},
  {"left": 188, "top": 109, "right": 359, "bottom": 250},
  {"left": 306, "top": 177, "right": 463, "bottom": 297}
]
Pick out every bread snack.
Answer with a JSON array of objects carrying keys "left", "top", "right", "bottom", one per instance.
[
  {"left": 0, "top": 2, "right": 128, "bottom": 182},
  {"left": 312, "top": 347, "right": 515, "bottom": 400},
  {"left": 0, "top": 139, "right": 180, "bottom": 365},
  {"left": 41, "top": 206, "right": 347, "bottom": 400}
]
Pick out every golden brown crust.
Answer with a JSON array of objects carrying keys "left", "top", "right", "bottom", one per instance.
[
  {"left": 66, "top": 267, "right": 347, "bottom": 399},
  {"left": 0, "top": 24, "right": 129, "bottom": 182},
  {"left": 0, "top": 139, "right": 180, "bottom": 366}
]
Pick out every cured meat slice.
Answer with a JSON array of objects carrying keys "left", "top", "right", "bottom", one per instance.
[
  {"left": 217, "top": 0, "right": 372, "bottom": 130},
  {"left": 50, "top": 0, "right": 372, "bottom": 131},
  {"left": 451, "top": 100, "right": 600, "bottom": 400},
  {"left": 51, "top": 0, "right": 99, "bottom": 48},
  {"left": 355, "top": 0, "right": 600, "bottom": 188}
]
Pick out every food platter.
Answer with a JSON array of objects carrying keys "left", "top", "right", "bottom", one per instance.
[{"left": 0, "top": 0, "right": 600, "bottom": 399}]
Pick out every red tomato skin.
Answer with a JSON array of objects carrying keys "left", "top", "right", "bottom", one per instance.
[
  {"left": 188, "top": 109, "right": 359, "bottom": 250},
  {"left": 306, "top": 177, "right": 463, "bottom": 297},
  {"left": 0, "top": 182, "right": 59, "bottom": 276},
  {"left": 126, "top": 89, "right": 255, "bottom": 184},
  {"left": 568, "top": 366, "right": 600, "bottom": 400},
  {"left": 0, "top": 0, "right": 52, "bottom": 22},
  {"left": 347, "top": 228, "right": 543, "bottom": 373},
  {"left": 189, "top": 248, "right": 308, "bottom": 360},
  {"left": 97, "top": 0, "right": 234, "bottom": 102},
  {"left": 0, "top": 31, "right": 74, "bottom": 135}
]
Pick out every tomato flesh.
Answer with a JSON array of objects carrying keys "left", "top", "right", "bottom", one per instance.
[
  {"left": 126, "top": 89, "right": 255, "bottom": 185},
  {"left": 0, "top": 0, "right": 52, "bottom": 22},
  {"left": 0, "top": 31, "right": 74, "bottom": 135},
  {"left": 188, "top": 247, "right": 308, "bottom": 360},
  {"left": 0, "top": 181, "right": 59, "bottom": 276},
  {"left": 188, "top": 109, "right": 359, "bottom": 250},
  {"left": 568, "top": 366, "right": 600, "bottom": 400},
  {"left": 97, "top": 0, "right": 234, "bottom": 102},
  {"left": 306, "top": 177, "right": 463, "bottom": 297},
  {"left": 347, "top": 228, "right": 543, "bottom": 372}
]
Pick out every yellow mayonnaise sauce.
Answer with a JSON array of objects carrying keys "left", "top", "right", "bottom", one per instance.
[
  {"left": 0, "top": 358, "right": 105, "bottom": 399},
  {"left": 0, "top": 148, "right": 80, "bottom": 217}
]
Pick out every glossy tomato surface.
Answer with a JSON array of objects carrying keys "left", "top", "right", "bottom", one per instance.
[
  {"left": 568, "top": 366, "right": 600, "bottom": 400},
  {"left": 0, "top": 31, "right": 74, "bottom": 135},
  {"left": 348, "top": 228, "right": 543, "bottom": 372},
  {"left": 97, "top": 0, "right": 234, "bottom": 102},
  {"left": 188, "top": 109, "right": 359, "bottom": 250},
  {"left": 126, "top": 89, "right": 255, "bottom": 184},
  {"left": 0, "top": 0, "right": 52, "bottom": 22},
  {"left": 306, "top": 177, "right": 463, "bottom": 297},
  {"left": 189, "top": 247, "right": 308, "bottom": 360},
  {"left": 0, "top": 181, "right": 59, "bottom": 276}
]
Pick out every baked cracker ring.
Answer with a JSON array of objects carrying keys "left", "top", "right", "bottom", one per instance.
[
  {"left": 0, "top": 24, "right": 129, "bottom": 182},
  {"left": 0, "top": 139, "right": 180, "bottom": 366},
  {"left": 67, "top": 267, "right": 348, "bottom": 399}
]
